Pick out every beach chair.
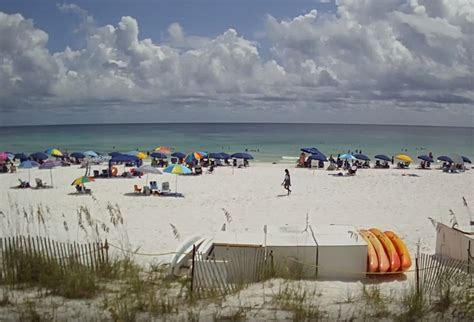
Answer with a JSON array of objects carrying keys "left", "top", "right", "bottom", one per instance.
[
  {"left": 18, "top": 179, "right": 30, "bottom": 188},
  {"left": 93, "top": 170, "right": 100, "bottom": 178},
  {"left": 161, "top": 182, "right": 171, "bottom": 194},
  {"left": 195, "top": 166, "right": 203, "bottom": 175},
  {"left": 310, "top": 160, "right": 318, "bottom": 168},
  {"left": 207, "top": 165, "right": 215, "bottom": 174},
  {"left": 171, "top": 157, "right": 178, "bottom": 164},
  {"left": 134, "top": 184, "right": 142, "bottom": 194},
  {"left": 236, "top": 159, "right": 244, "bottom": 168},
  {"left": 35, "top": 178, "right": 46, "bottom": 188},
  {"left": 150, "top": 181, "right": 158, "bottom": 191},
  {"left": 75, "top": 185, "right": 83, "bottom": 193}
]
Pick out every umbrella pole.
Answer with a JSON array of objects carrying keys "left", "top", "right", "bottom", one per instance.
[
  {"left": 50, "top": 168, "right": 53, "bottom": 187},
  {"left": 175, "top": 174, "right": 178, "bottom": 194},
  {"left": 28, "top": 169, "right": 31, "bottom": 183}
]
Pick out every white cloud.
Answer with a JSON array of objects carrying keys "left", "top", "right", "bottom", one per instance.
[{"left": 0, "top": 0, "right": 472, "bottom": 125}]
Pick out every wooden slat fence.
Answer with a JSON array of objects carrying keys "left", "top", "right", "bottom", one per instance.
[{"left": 0, "top": 235, "right": 108, "bottom": 283}]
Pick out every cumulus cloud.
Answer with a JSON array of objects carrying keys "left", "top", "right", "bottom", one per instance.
[{"left": 0, "top": 0, "right": 472, "bottom": 123}]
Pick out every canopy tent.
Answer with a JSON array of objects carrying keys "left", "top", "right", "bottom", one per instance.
[
  {"left": 301, "top": 147, "right": 319, "bottom": 154},
  {"left": 354, "top": 154, "right": 370, "bottom": 161},
  {"left": 108, "top": 154, "right": 142, "bottom": 177},
  {"left": 418, "top": 155, "right": 434, "bottom": 163},
  {"left": 374, "top": 155, "right": 391, "bottom": 162}
]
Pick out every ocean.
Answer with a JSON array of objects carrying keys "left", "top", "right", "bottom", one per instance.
[{"left": 1, "top": 123, "right": 472, "bottom": 162}]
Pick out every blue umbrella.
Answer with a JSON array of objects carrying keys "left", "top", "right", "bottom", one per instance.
[
  {"left": 14, "top": 153, "right": 28, "bottom": 161},
  {"left": 339, "top": 153, "right": 356, "bottom": 160},
  {"left": 301, "top": 147, "right": 319, "bottom": 154},
  {"left": 462, "top": 156, "right": 471, "bottom": 164},
  {"left": 231, "top": 152, "right": 254, "bottom": 160},
  {"left": 219, "top": 152, "right": 231, "bottom": 159},
  {"left": 354, "top": 153, "right": 370, "bottom": 161},
  {"left": 437, "top": 156, "right": 453, "bottom": 163},
  {"left": 71, "top": 152, "right": 86, "bottom": 159},
  {"left": 109, "top": 152, "right": 122, "bottom": 157},
  {"left": 150, "top": 152, "right": 167, "bottom": 159},
  {"left": 84, "top": 151, "right": 99, "bottom": 158},
  {"left": 19, "top": 160, "right": 40, "bottom": 182},
  {"left": 30, "top": 152, "right": 48, "bottom": 161},
  {"left": 208, "top": 152, "right": 223, "bottom": 159},
  {"left": 374, "top": 155, "right": 391, "bottom": 162},
  {"left": 171, "top": 152, "right": 186, "bottom": 159},
  {"left": 308, "top": 153, "right": 327, "bottom": 162},
  {"left": 418, "top": 155, "right": 434, "bottom": 162},
  {"left": 39, "top": 160, "right": 61, "bottom": 187}
]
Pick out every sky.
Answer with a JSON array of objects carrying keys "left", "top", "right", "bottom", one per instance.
[{"left": 0, "top": 0, "right": 473, "bottom": 126}]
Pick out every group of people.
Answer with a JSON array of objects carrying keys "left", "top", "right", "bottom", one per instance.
[{"left": 0, "top": 161, "right": 16, "bottom": 173}]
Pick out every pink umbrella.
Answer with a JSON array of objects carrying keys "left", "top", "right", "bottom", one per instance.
[{"left": 0, "top": 152, "right": 9, "bottom": 161}]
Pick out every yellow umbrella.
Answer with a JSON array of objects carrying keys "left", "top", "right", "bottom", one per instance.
[
  {"left": 135, "top": 152, "right": 147, "bottom": 159},
  {"left": 395, "top": 154, "right": 413, "bottom": 163}
]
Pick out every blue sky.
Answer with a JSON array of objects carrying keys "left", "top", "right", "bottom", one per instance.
[{"left": 0, "top": 0, "right": 472, "bottom": 126}]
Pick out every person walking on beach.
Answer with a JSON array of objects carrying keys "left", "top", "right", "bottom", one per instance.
[{"left": 282, "top": 169, "right": 291, "bottom": 195}]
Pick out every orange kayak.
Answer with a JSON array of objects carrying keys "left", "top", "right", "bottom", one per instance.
[
  {"left": 361, "top": 229, "right": 390, "bottom": 273},
  {"left": 370, "top": 228, "right": 401, "bottom": 272},
  {"left": 384, "top": 231, "right": 412, "bottom": 271},
  {"left": 358, "top": 229, "right": 379, "bottom": 273}
]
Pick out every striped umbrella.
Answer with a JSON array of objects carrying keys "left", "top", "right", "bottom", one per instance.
[
  {"left": 71, "top": 176, "right": 95, "bottom": 186},
  {"left": 163, "top": 164, "right": 191, "bottom": 194},
  {"left": 45, "top": 148, "right": 63, "bottom": 157}
]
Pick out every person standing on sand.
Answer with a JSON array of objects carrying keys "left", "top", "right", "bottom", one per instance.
[{"left": 282, "top": 169, "right": 291, "bottom": 195}]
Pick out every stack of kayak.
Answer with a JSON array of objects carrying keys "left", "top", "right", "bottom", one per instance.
[{"left": 359, "top": 229, "right": 412, "bottom": 274}]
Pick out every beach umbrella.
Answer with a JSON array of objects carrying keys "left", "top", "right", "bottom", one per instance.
[
  {"left": 39, "top": 160, "right": 61, "bottom": 187},
  {"left": 71, "top": 152, "right": 86, "bottom": 159},
  {"left": 163, "top": 164, "right": 192, "bottom": 194},
  {"left": 231, "top": 152, "right": 254, "bottom": 160},
  {"left": 185, "top": 151, "right": 207, "bottom": 163},
  {"left": 208, "top": 153, "right": 223, "bottom": 159},
  {"left": 374, "top": 155, "right": 391, "bottom": 162},
  {"left": 0, "top": 152, "right": 9, "bottom": 161},
  {"left": 14, "top": 153, "right": 28, "bottom": 161},
  {"left": 395, "top": 154, "right": 413, "bottom": 163},
  {"left": 418, "top": 155, "right": 434, "bottom": 163},
  {"left": 45, "top": 148, "right": 63, "bottom": 157},
  {"left": 437, "top": 156, "right": 453, "bottom": 163},
  {"left": 308, "top": 153, "right": 327, "bottom": 162},
  {"left": 154, "top": 146, "right": 173, "bottom": 153},
  {"left": 450, "top": 153, "right": 464, "bottom": 165},
  {"left": 125, "top": 151, "right": 147, "bottom": 159},
  {"left": 109, "top": 151, "right": 122, "bottom": 157},
  {"left": 84, "top": 151, "right": 99, "bottom": 158},
  {"left": 30, "top": 152, "right": 48, "bottom": 161},
  {"left": 219, "top": 152, "right": 231, "bottom": 159},
  {"left": 301, "top": 147, "right": 319, "bottom": 154},
  {"left": 71, "top": 176, "right": 95, "bottom": 186},
  {"left": 462, "top": 156, "right": 471, "bottom": 164},
  {"left": 354, "top": 153, "right": 370, "bottom": 161},
  {"left": 171, "top": 152, "right": 186, "bottom": 159},
  {"left": 136, "top": 165, "right": 163, "bottom": 184},
  {"left": 339, "top": 153, "right": 356, "bottom": 160},
  {"left": 19, "top": 160, "right": 39, "bottom": 182},
  {"left": 150, "top": 152, "right": 167, "bottom": 159}
]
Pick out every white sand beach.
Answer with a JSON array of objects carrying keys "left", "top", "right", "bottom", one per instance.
[{"left": 1, "top": 162, "right": 472, "bottom": 261}]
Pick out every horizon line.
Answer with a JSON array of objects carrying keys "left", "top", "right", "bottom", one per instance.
[{"left": 0, "top": 121, "right": 473, "bottom": 129}]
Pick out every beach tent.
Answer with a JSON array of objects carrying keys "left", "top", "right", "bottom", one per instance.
[
  {"left": 418, "top": 155, "right": 434, "bottom": 163},
  {"left": 462, "top": 156, "right": 471, "bottom": 164},
  {"left": 374, "top": 155, "right": 391, "bottom": 162},
  {"left": 150, "top": 152, "right": 167, "bottom": 159},
  {"left": 301, "top": 147, "right": 319, "bottom": 154},
  {"left": 437, "top": 156, "right": 453, "bottom": 163},
  {"left": 30, "top": 152, "right": 49, "bottom": 161},
  {"left": 354, "top": 153, "right": 370, "bottom": 161},
  {"left": 231, "top": 152, "right": 254, "bottom": 160},
  {"left": 108, "top": 154, "right": 142, "bottom": 177}
]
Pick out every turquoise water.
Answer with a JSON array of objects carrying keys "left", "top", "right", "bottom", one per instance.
[{"left": 0, "top": 123, "right": 472, "bottom": 162}]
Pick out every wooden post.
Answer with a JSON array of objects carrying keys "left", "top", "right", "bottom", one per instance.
[
  {"left": 88, "top": 243, "right": 95, "bottom": 272},
  {"left": 104, "top": 240, "right": 109, "bottom": 265},
  {"left": 190, "top": 244, "right": 196, "bottom": 293},
  {"left": 415, "top": 255, "right": 420, "bottom": 295}
]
